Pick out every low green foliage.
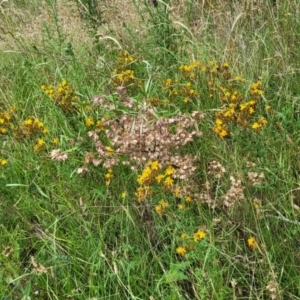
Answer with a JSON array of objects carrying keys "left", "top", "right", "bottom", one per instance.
[{"left": 1, "top": 0, "right": 300, "bottom": 299}]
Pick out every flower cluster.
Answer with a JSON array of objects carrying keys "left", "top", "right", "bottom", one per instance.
[
  {"left": 168, "top": 59, "right": 268, "bottom": 137},
  {"left": 179, "top": 61, "right": 201, "bottom": 80},
  {"left": 105, "top": 168, "right": 114, "bottom": 186},
  {"left": 223, "top": 176, "right": 245, "bottom": 207},
  {"left": 41, "top": 80, "right": 78, "bottom": 113},
  {"left": 0, "top": 106, "right": 16, "bottom": 134},
  {"left": 176, "top": 228, "right": 206, "bottom": 257},
  {"left": 135, "top": 162, "right": 177, "bottom": 204},
  {"left": 163, "top": 62, "right": 203, "bottom": 104},
  {"left": 251, "top": 116, "right": 268, "bottom": 132},
  {"left": 33, "top": 138, "right": 46, "bottom": 152},
  {"left": 247, "top": 171, "right": 265, "bottom": 186},
  {"left": 207, "top": 160, "right": 226, "bottom": 178},
  {"left": 213, "top": 76, "right": 268, "bottom": 137},
  {"left": 155, "top": 200, "right": 169, "bottom": 216},
  {"left": 111, "top": 51, "right": 136, "bottom": 86},
  {"left": 14, "top": 117, "right": 48, "bottom": 139}
]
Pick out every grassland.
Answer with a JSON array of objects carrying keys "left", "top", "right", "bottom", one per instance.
[{"left": 0, "top": 0, "right": 300, "bottom": 299}]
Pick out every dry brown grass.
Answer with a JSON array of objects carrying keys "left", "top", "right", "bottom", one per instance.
[
  {"left": 0, "top": 0, "right": 262, "bottom": 53},
  {"left": 0, "top": 0, "right": 151, "bottom": 53},
  {"left": 0, "top": 0, "right": 90, "bottom": 50}
]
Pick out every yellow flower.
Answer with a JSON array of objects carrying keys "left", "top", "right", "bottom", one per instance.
[
  {"left": 176, "top": 246, "right": 187, "bottom": 257},
  {"left": 165, "top": 165, "right": 175, "bottom": 176},
  {"left": 253, "top": 199, "right": 261, "bottom": 209},
  {"left": 96, "top": 120, "right": 103, "bottom": 131},
  {"left": 121, "top": 192, "right": 127, "bottom": 199},
  {"left": 105, "top": 169, "right": 114, "bottom": 185},
  {"left": 258, "top": 117, "right": 267, "bottom": 126},
  {"left": 106, "top": 146, "right": 114, "bottom": 154},
  {"left": 135, "top": 186, "right": 151, "bottom": 203},
  {"left": 155, "top": 205, "right": 163, "bottom": 215},
  {"left": 86, "top": 117, "right": 95, "bottom": 127},
  {"left": 265, "top": 105, "right": 271, "bottom": 112},
  {"left": 215, "top": 118, "right": 223, "bottom": 126},
  {"left": 177, "top": 204, "right": 185, "bottom": 210},
  {"left": 155, "top": 174, "right": 165, "bottom": 184},
  {"left": 185, "top": 196, "right": 192, "bottom": 203},
  {"left": 181, "top": 233, "right": 188, "bottom": 240},
  {"left": 193, "top": 229, "right": 206, "bottom": 242},
  {"left": 173, "top": 187, "right": 181, "bottom": 198},
  {"left": 53, "top": 137, "right": 59, "bottom": 145},
  {"left": 34, "top": 138, "right": 45, "bottom": 152},
  {"left": 252, "top": 122, "right": 261, "bottom": 131},
  {"left": 223, "top": 62, "right": 229, "bottom": 68},
  {"left": 137, "top": 167, "right": 152, "bottom": 185},
  {"left": 159, "top": 200, "right": 168, "bottom": 209},
  {"left": 0, "top": 159, "right": 8, "bottom": 166},
  {"left": 155, "top": 200, "right": 169, "bottom": 216},
  {"left": 247, "top": 237, "right": 258, "bottom": 250},
  {"left": 164, "top": 78, "right": 173, "bottom": 87},
  {"left": 164, "top": 176, "right": 174, "bottom": 187},
  {"left": 24, "top": 119, "right": 33, "bottom": 126},
  {"left": 149, "top": 160, "right": 160, "bottom": 171}
]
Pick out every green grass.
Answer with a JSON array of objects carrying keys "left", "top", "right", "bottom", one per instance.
[{"left": 1, "top": 0, "right": 300, "bottom": 299}]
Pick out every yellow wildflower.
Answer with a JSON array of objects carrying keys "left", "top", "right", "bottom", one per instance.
[
  {"left": 258, "top": 117, "right": 267, "bottom": 126},
  {"left": 185, "top": 196, "right": 192, "bottom": 203},
  {"left": 155, "top": 205, "right": 164, "bottom": 216},
  {"left": 164, "top": 176, "right": 174, "bottom": 187},
  {"left": 86, "top": 117, "right": 95, "bottom": 127},
  {"left": 0, "top": 159, "right": 8, "bottom": 166},
  {"left": 105, "top": 173, "right": 113, "bottom": 180},
  {"left": 23, "top": 119, "right": 33, "bottom": 126},
  {"left": 252, "top": 122, "right": 261, "bottom": 131},
  {"left": 265, "top": 105, "right": 271, "bottom": 112},
  {"left": 155, "top": 200, "right": 169, "bottom": 216},
  {"left": 149, "top": 160, "right": 160, "bottom": 171},
  {"left": 34, "top": 138, "right": 45, "bottom": 152},
  {"left": 137, "top": 167, "right": 152, "bottom": 185},
  {"left": 223, "top": 62, "right": 229, "bottom": 68},
  {"left": 173, "top": 187, "right": 181, "bottom": 198},
  {"left": 155, "top": 174, "right": 165, "bottom": 184},
  {"left": 53, "top": 138, "right": 59, "bottom": 145},
  {"left": 106, "top": 146, "right": 114, "bottom": 154},
  {"left": 164, "top": 78, "right": 173, "bottom": 87},
  {"left": 135, "top": 186, "right": 151, "bottom": 203},
  {"left": 160, "top": 200, "right": 169, "bottom": 209},
  {"left": 193, "top": 229, "right": 206, "bottom": 242},
  {"left": 165, "top": 165, "right": 175, "bottom": 176},
  {"left": 176, "top": 246, "right": 187, "bottom": 257},
  {"left": 181, "top": 233, "right": 188, "bottom": 240},
  {"left": 247, "top": 237, "right": 258, "bottom": 250},
  {"left": 177, "top": 204, "right": 185, "bottom": 210}
]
